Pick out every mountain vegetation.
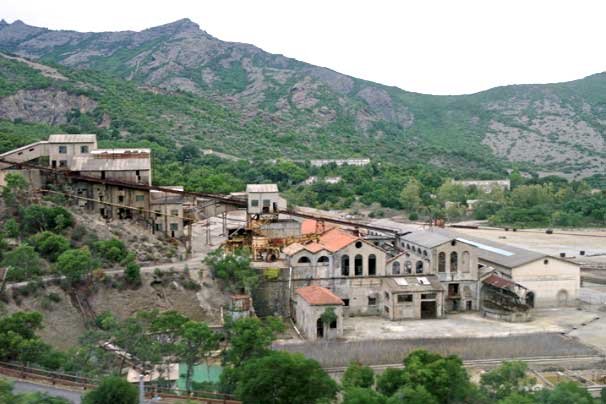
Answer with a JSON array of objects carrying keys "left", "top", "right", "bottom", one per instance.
[{"left": 0, "top": 18, "right": 605, "bottom": 179}]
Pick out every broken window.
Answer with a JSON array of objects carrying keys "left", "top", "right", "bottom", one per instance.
[
  {"left": 297, "top": 256, "right": 311, "bottom": 264},
  {"left": 354, "top": 255, "right": 363, "bottom": 276},
  {"left": 368, "top": 254, "right": 376, "bottom": 276},
  {"left": 397, "top": 294, "right": 413, "bottom": 303},
  {"left": 416, "top": 261, "right": 424, "bottom": 274},
  {"left": 392, "top": 261, "right": 401, "bottom": 275},
  {"left": 450, "top": 252, "right": 458, "bottom": 272},
  {"left": 80, "top": 145, "right": 89, "bottom": 153},
  {"left": 341, "top": 255, "right": 350, "bottom": 276},
  {"left": 438, "top": 252, "right": 446, "bottom": 272},
  {"left": 58, "top": 145, "right": 67, "bottom": 154},
  {"left": 368, "top": 297, "right": 377, "bottom": 306},
  {"left": 342, "top": 299, "right": 350, "bottom": 307},
  {"left": 330, "top": 319, "right": 337, "bottom": 329}
]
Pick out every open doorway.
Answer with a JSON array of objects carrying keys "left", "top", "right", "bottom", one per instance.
[
  {"left": 421, "top": 301, "right": 437, "bottom": 319},
  {"left": 316, "top": 318, "right": 324, "bottom": 338},
  {"left": 526, "top": 292, "right": 535, "bottom": 308}
]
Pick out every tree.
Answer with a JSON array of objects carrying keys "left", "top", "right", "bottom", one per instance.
[
  {"left": 28, "top": 231, "right": 71, "bottom": 262},
  {"left": 124, "top": 261, "right": 141, "bottom": 286},
  {"left": 342, "top": 361, "right": 375, "bottom": 389},
  {"left": 0, "top": 379, "right": 71, "bottom": 404},
  {"left": 4, "top": 218, "right": 20, "bottom": 239},
  {"left": 82, "top": 376, "right": 138, "bottom": 404},
  {"left": 2, "top": 173, "right": 28, "bottom": 209},
  {"left": 21, "top": 205, "right": 74, "bottom": 235},
  {"left": 177, "top": 321, "right": 220, "bottom": 393},
  {"left": 0, "top": 312, "right": 49, "bottom": 364},
  {"left": 343, "top": 387, "right": 386, "bottom": 404},
  {"left": 223, "top": 316, "right": 284, "bottom": 367},
  {"left": 437, "top": 180, "right": 467, "bottom": 204},
  {"left": 498, "top": 392, "right": 538, "bottom": 404},
  {"left": 234, "top": 351, "right": 338, "bottom": 404},
  {"left": 386, "top": 385, "right": 438, "bottom": 404},
  {"left": 56, "top": 247, "right": 98, "bottom": 285},
  {"left": 481, "top": 361, "right": 535, "bottom": 401},
  {"left": 376, "top": 368, "right": 406, "bottom": 396},
  {"left": 536, "top": 381, "right": 594, "bottom": 404},
  {"left": 400, "top": 350, "right": 473, "bottom": 404},
  {"left": 1, "top": 246, "right": 42, "bottom": 282},
  {"left": 400, "top": 179, "right": 422, "bottom": 211},
  {"left": 204, "top": 248, "right": 259, "bottom": 293}
]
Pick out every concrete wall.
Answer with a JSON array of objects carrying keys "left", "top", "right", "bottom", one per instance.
[
  {"left": 48, "top": 141, "right": 96, "bottom": 169},
  {"left": 294, "top": 296, "right": 343, "bottom": 341},
  {"left": 80, "top": 169, "right": 151, "bottom": 186},
  {"left": 512, "top": 258, "right": 580, "bottom": 308},
  {"left": 247, "top": 191, "right": 280, "bottom": 215}
]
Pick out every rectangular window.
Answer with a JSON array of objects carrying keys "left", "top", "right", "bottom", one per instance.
[
  {"left": 135, "top": 195, "right": 145, "bottom": 202},
  {"left": 384, "top": 291, "right": 389, "bottom": 300},
  {"left": 58, "top": 145, "right": 67, "bottom": 154},
  {"left": 251, "top": 200, "right": 259, "bottom": 207},
  {"left": 155, "top": 223, "right": 162, "bottom": 231},
  {"left": 263, "top": 199, "right": 271, "bottom": 207},
  {"left": 118, "top": 196, "right": 124, "bottom": 203},
  {"left": 80, "top": 145, "right": 89, "bottom": 153},
  {"left": 422, "top": 293, "right": 437, "bottom": 300},
  {"left": 170, "top": 209, "right": 179, "bottom": 216},
  {"left": 59, "top": 160, "right": 67, "bottom": 167},
  {"left": 397, "top": 294, "right": 413, "bottom": 303},
  {"left": 170, "top": 223, "right": 179, "bottom": 231},
  {"left": 368, "top": 297, "right": 377, "bottom": 306},
  {"left": 342, "top": 299, "right": 350, "bottom": 307}
]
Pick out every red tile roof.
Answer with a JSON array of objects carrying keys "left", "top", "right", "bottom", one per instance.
[
  {"left": 317, "top": 228, "right": 358, "bottom": 252},
  {"left": 296, "top": 286, "right": 344, "bottom": 306},
  {"left": 301, "top": 219, "right": 335, "bottom": 235}
]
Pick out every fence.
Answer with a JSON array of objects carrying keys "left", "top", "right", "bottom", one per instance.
[{"left": 0, "top": 362, "right": 241, "bottom": 404}]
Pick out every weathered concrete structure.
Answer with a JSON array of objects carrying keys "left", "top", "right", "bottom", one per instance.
[{"left": 294, "top": 285, "right": 344, "bottom": 341}]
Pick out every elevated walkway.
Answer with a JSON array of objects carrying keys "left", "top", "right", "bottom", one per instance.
[{"left": 0, "top": 141, "right": 49, "bottom": 169}]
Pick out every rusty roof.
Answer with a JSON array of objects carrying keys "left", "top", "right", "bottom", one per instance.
[
  {"left": 296, "top": 286, "right": 344, "bottom": 306},
  {"left": 483, "top": 274, "right": 515, "bottom": 289}
]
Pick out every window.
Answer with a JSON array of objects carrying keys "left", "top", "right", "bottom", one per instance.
[
  {"left": 450, "top": 252, "right": 458, "bottom": 272},
  {"left": 80, "top": 145, "right": 89, "bottom": 153},
  {"left": 59, "top": 160, "right": 67, "bottom": 167},
  {"left": 251, "top": 200, "right": 259, "bottom": 207},
  {"left": 118, "top": 196, "right": 124, "bottom": 203},
  {"left": 263, "top": 199, "right": 271, "bottom": 207},
  {"left": 135, "top": 195, "right": 145, "bottom": 202},
  {"left": 341, "top": 255, "right": 350, "bottom": 276},
  {"left": 170, "top": 223, "right": 179, "bottom": 231},
  {"left": 384, "top": 306, "right": 390, "bottom": 314},
  {"left": 330, "top": 320, "right": 337, "bottom": 329},
  {"left": 422, "top": 293, "right": 436, "bottom": 299},
  {"left": 355, "top": 241, "right": 363, "bottom": 249},
  {"left": 406, "top": 244, "right": 410, "bottom": 250},
  {"left": 155, "top": 223, "right": 162, "bottom": 231},
  {"left": 543, "top": 259, "right": 549, "bottom": 265},
  {"left": 58, "top": 145, "right": 67, "bottom": 154},
  {"left": 384, "top": 291, "right": 390, "bottom": 300},
  {"left": 170, "top": 209, "right": 179, "bottom": 216},
  {"left": 297, "top": 256, "right": 311, "bottom": 264},
  {"left": 423, "top": 250, "right": 428, "bottom": 257},
  {"left": 451, "top": 240, "right": 457, "bottom": 246},
  {"left": 368, "top": 297, "right": 377, "bottom": 306},
  {"left": 416, "top": 261, "right": 424, "bottom": 274},
  {"left": 368, "top": 254, "right": 376, "bottom": 276},
  {"left": 317, "top": 256, "right": 329, "bottom": 264},
  {"left": 438, "top": 252, "right": 446, "bottom": 272},
  {"left": 354, "top": 255, "right": 363, "bottom": 276},
  {"left": 101, "top": 171, "right": 106, "bottom": 180},
  {"left": 398, "top": 294, "right": 413, "bottom": 303},
  {"left": 405, "top": 261, "right": 412, "bottom": 274},
  {"left": 392, "top": 261, "right": 401, "bottom": 275},
  {"left": 462, "top": 251, "right": 470, "bottom": 272},
  {"left": 342, "top": 298, "right": 350, "bottom": 307}
]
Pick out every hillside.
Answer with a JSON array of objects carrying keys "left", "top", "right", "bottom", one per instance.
[{"left": 1, "top": 18, "right": 606, "bottom": 177}]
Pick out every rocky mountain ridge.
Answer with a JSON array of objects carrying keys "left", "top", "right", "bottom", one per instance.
[{"left": 1, "top": 18, "right": 605, "bottom": 178}]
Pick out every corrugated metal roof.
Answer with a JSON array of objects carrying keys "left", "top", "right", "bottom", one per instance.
[
  {"left": 48, "top": 134, "right": 97, "bottom": 143},
  {"left": 483, "top": 274, "right": 515, "bottom": 289},
  {"left": 91, "top": 148, "right": 151, "bottom": 154},
  {"left": 296, "top": 286, "right": 343, "bottom": 306},
  {"left": 401, "top": 231, "right": 453, "bottom": 248},
  {"left": 436, "top": 228, "right": 547, "bottom": 269},
  {"left": 71, "top": 156, "right": 150, "bottom": 171},
  {"left": 246, "top": 184, "right": 278, "bottom": 193}
]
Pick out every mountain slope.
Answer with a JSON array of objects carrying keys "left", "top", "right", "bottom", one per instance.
[{"left": 1, "top": 18, "right": 605, "bottom": 177}]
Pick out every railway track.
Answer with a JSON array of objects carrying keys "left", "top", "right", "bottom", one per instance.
[{"left": 323, "top": 354, "right": 606, "bottom": 374}]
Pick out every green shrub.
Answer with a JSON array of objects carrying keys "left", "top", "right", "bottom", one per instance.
[
  {"left": 124, "top": 261, "right": 141, "bottom": 286},
  {"left": 1, "top": 245, "right": 43, "bottom": 281},
  {"left": 93, "top": 238, "right": 128, "bottom": 263},
  {"left": 28, "top": 231, "right": 71, "bottom": 262},
  {"left": 20, "top": 205, "right": 74, "bottom": 235}
]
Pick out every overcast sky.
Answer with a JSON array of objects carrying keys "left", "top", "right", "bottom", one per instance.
[{"left": 2, "top": 0, "right": 605, "bottom": 95}]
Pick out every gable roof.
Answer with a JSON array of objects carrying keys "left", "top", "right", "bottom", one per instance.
[
  {"left": 296, "top": 286, "right": 343, "bottom": 306},
  {"left": 246, "top": 184, "right": 278, "bottom": 193},
  {"left": 48, "top": 134, "right": 97, "bottom": 143},
  {"left": 401, "top": 231, "right": 453, "bottom": 248},
  {"left": 317, "top": 227, "right": 359, "bottom": 252}
]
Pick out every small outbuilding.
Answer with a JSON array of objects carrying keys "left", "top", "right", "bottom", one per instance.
[{"left": 294, "top": 285, "right": 344, "bottom": 341}]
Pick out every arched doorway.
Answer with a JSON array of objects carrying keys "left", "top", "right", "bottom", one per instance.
[
  {"left": 526, "top": 291, "right": 535, "bottom": 308},
  {"left": 557, "top": 290, "right": 569, "bottom": 306}
]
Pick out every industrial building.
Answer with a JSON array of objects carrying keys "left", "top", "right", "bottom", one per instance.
[{"left": 0, "top": 134, "right": 187, "bottom": 238}]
